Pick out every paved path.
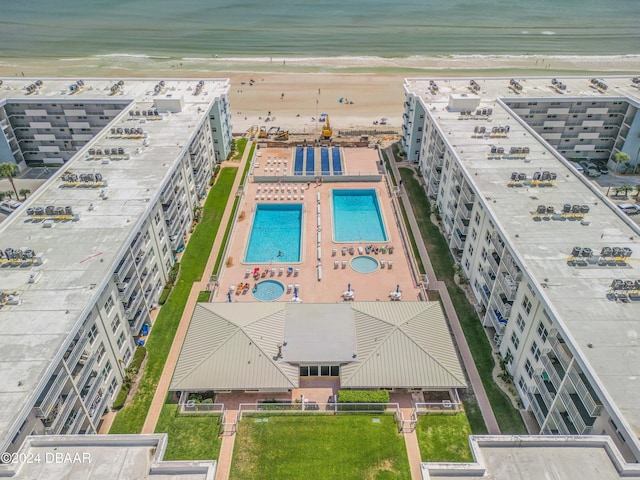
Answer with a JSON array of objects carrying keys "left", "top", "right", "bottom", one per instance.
[
  {"left": 386, "top": 148, "right": 500, "bottom": 435},
  {"left": 215, "top": 410, "right": 239, "bottom": 480},
  {"left": 400, "top": 408, "right": 423, "bottom": 480},
  {"left": 141, "top": 145, "right": 251, "bottom": 435}
]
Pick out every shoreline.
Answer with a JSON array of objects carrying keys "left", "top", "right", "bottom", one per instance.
[{"left": 2, "top": 55, "right": 638, "bottom": 133}]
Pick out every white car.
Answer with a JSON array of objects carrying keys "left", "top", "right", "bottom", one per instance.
[{"left": 618, "top": 203, "right": 640, "bottom": 215}]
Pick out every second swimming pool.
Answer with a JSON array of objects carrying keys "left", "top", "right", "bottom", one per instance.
[
  {"left": 245, "top": 204, "right": 302, "bottom": 263},
  {"left": 332, "top": 189, "right": 388, "bottom": 242}
]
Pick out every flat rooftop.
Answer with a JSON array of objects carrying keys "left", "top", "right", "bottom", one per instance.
[
  {"left": 404, "top": 76, "right": 640, "bottom": 436},
  {"left": 423, "top": 435, "right": 640, "bottom": 480},
  {"left": 0, "top": 78, "right": 229, "bottom": 450},
  {"left": 0, "top": 434, "right": 215, "bottom": 479}
]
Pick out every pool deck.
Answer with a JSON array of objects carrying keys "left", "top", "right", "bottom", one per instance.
[{"left": 215, "top": 147, "right": 421, "bottom": 303}]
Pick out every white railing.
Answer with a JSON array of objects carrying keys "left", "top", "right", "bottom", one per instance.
[
  {"left": 179, "top": 401, "right": 225, "bottom": 414},
  {"left": 414, "top": 401, "right": 462, "bottom": 413},
  {"left": 237, "top": 402, "right": 401, "bottom": 422}
]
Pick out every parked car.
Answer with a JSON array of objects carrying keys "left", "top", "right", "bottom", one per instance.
[
  {"left": 618, "top": 203, "right": 640, "bottom": 215},
  {"left": 597, "top": 163, "right": 609, "bottom": 174}
]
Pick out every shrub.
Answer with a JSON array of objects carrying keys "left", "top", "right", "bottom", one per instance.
[
  {"left": 158, "top": 285, "right": 172, "bottom": 305},
  {"left": 112, "top": 385, "right": 130, "bottom": 411},
  {"left": 337, "top": 390, "right": 389, "bottom": 404},
  {"left": 129, "top": 346, "right": 147, "bottom": 374},
  {"left": 168, "top": 262, "right": 180, "bottom": 285}
]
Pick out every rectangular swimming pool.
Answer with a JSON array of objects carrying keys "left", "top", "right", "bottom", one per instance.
[
  {"left": 245, "top": 204, "right": 302, "bottom": 263},
  {"left": 332, "top": 189, "right": 388, "bottom": 242}
]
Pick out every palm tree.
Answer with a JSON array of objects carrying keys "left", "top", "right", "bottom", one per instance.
[
  {"left": 621, "top": 184, "right": 633, "bottom": 198},
  {"left": 635, "top": 184, "right": 640, "bottom": 201},
  {"left": 613, "top": 186, "right": 623, "bottom": 197},
  {"left": 0, "top": 163, "right": 20, "bottom": 200},
  {"left": 2, "top": 190, "right": 13, "bottom": 200},
  {"left": 19, "top": 188, "right": 31, "bottom": 200}
]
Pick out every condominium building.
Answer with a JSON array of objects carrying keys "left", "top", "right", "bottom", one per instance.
[
  {"left": 0, "top": 78, "right": 231, "bottom": 455},
  {"left": 402, "top": 76, "right": 640, "bottom": 461}
]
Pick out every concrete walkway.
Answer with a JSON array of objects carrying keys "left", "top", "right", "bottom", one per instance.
[
  {"left": 215, "top": 410, "right": 239, "bottom": 480},
  {"left": 141, "top": 144, "right": 251, "bottom": 435},
  {"left": 386, "top": 147, "right": 501, "bottom": 435},
  {"left": 400, "top": 408, "right": 423, "bottom": 480}
]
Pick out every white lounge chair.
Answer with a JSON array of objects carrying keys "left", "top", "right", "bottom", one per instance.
[
  {"left": 280, "top": 194, "right": 285, "bottom": 200},
  {"left": 294, "top": 283, "right": 300, "bottom": 291},
  {"left": 270, "top": 268, "right": 276, "bottom": 276},
  {"left": 332, "top": 248, "right": 337, "bottom": 257},
  {"left": 267, "top": 194, "right": 272, "bottom": 200},
  {"left": 388, "top": 260, "right": 394, "bottom": 269},
  {"left": 287, "top": 283, "right": 293, "bottom": 293},
  {"left": 301, "top": 193, "right": 305, "bottom": 200},
  {"left": 334, "top": 260, "right": 339, "bottom": 269},
  {"left": 342, "top": 247, "right": 347, "bottom": 256},
  {"left": 358, "top": 246, "right": 364, "bottom": 254},
  {"left": 294, "top": 268, "right": 300, "bottom": 276},
  {"left": 255, "top": 193, "right": 259, "bottom": 200},
  {"left": 279, "top": 267, "right": 284, "bottom": 276},
  {"left": 288, "top": 194, "right": 292, "bottom": 200},
  {"left": 245, "top": 268, "right": 251, "bottom": 278},
  {"left": 293, "top": 194, "right": 298, "bottom": 200},
  {"left": 380, "top": 259, "right": 386, "bottom": 268},
  {"left": 261, "top": 194, "right": 266, "bottom": 200},
  {"left": 342, "top": 260, "right": 347, "bottom": 269}
]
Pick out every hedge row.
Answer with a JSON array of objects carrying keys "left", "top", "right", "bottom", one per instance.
[
  {"left": 337, "top": 390, "right": 389, "bottom": 404},
  {"left": 112, "top": 346, "right": 147, "bottom": 410}
]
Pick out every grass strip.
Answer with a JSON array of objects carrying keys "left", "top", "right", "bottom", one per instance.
[
  {"left": 109, "top": 167, "right": 238, "bottom": 434},
  {"left": 154, "top": 404, "right": 222, "bottom": 460},
  {"left": 230, "top": 415, "right": 410, "bottom": 480},
  {"left": 397, "top": 167, "right": 526, "bottom": 434},
  {"left": 415, "top": 413, "right": 474, "bottom": 462}
]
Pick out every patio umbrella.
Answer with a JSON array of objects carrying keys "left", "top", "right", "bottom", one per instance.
[
  {"left": 227, "top": 291, "right": 232, "bottom": 302},
  {"left": 396, "top": 284, "right": 400, "bottom": 293},
  {"left": 294, "top": 286, "right": 298, "bottom": 297},
  {"left": 347, "top": 283, "right": 351, "bottom": 292}
]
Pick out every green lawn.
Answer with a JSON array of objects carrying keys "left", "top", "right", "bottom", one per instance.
[
  {"left": 154, "top": 404, "right": 222, "bottom": 460},
  {"left": 397, "top": 167, "right": 526, "bottom": 435},
  {"left": 230, "top": 415, "right": 411, "bottom": 480},
  {"left": 234, "top": 138, "right": 248, "bottom": 160},
  {"left": 415, "top": 414, "right": 473, "bottom": 463},
  {"left": 109, "top": 167, "right": 238, "bottom": 434},
  {"left": 197, "top": 291, "right": 211, "bottom": 302},
  {"left": 391, "top": 143, "right": 404, "bottom": 162}
]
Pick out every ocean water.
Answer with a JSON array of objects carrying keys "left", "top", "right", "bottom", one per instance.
[{"left": 1, "top": 0, "right": 638, "bottom": 62}]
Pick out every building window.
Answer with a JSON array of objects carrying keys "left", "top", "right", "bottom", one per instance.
[
  {"left": 111, "top": 315, "right": 121, "bottom": 334},
  {"left": 154, "top": 212, "right": 161, "bottom": 225},
  {"left": 104, "top": 296, "right": 114, "bottom": 315},
  {"left": 463, "top": 259, "right": 470, "bottom": 270},
  {"left": 471, "top": 228, "right": 477, "bottom": 241},
  {"left": 481, "top": 248, "right": 487, "bottom": 262},
  {"left": 158, "top": 229, "right": 165, "bottom": 240},
  {"left": 123, "top": 348, "right": 132, "bottom": 365},
  {"left": 505, "top": 347, "right": 513, "bottom": 364},
  {"left": 516, "top": 314, "right": 525, "bottom": 332},
  {"left": 109, "top": 378, "right": 118, "bottom": 397},
  {"left": 467, "top": 245, "right": 474, "bottom": 257},
  {"left": 524, "top": 359, "right": 534, "bottom": 378},
  {"left": 162, "top": 244, "right": 168, "bottom": 256},
  {"left": 511, "top": 332, "right": 520, "bottom": 350},
  {"left": 96, "top": 342, "right": 106, "bottom": 363},
  {"left": 518, "top": 376, "right": 526, "bottom": 391},
  {"left": 117, "top": 332, "right": 126, "bottom": 350},
  {"left": 88, "top": 324, "right": 99, "bottom": 345},
  {"left": 531, "top": 341, "right": 541, "bottom": 362},
  {"left": 522, "top": 295, "right": 532, "bottom": 315},
  {"left": 475, "top": 212, "right": 481, "bottom": 226},
  {"left": 102, "top": 360, "right": 112, "bottom": 377},
  {"left": 537, "top": 322, "right": 549, "bottom": 343}
]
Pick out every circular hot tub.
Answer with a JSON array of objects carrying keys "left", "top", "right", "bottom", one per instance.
[
  {"left": 350, "top": 255, "right": 380, "bottom": 274},
  {"left": 251, "top": 280, "right": 285, "bottom": 301}
]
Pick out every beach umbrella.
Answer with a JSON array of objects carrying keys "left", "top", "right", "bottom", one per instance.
[
  {"left": 396, "top": 284, "right": 400, "bottom": 293},
  {"left": 381, "top": 117, "right": 388, "bottom": 121},
  {"left": 227, "top": 291, "right": 232, "bottom": 302},
  {"left": 294, "top": 286, "right": 298, "bottom": 297}
]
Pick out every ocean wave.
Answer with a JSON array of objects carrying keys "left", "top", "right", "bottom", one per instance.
[{"left": 92, "top": 53, "right": 173, "bottom": 60}]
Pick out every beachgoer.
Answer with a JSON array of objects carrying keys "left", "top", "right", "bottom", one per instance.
[
  {"left": 278, "top": 250, "right": 283, "bottom": 256},
  {"left": 318, "top": 88, "right": 321, "bottom": 94}
]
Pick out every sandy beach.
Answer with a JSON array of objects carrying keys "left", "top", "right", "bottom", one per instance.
[{"left": 1, "top": 55, "right": 638, "bottom": 133}]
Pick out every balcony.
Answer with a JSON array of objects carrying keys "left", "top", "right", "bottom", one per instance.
[
  {"left": 502, "top": 253, "right": 522, "bottom": 281},
  {"left": 559, "top": 389, "right": 594, "bottom": 435},
  {"left": 480, "top": 284, "right": 491, "bottom": 304},
  {"left": 67, "top": 410, "right": 87, "bottom": 435},
  {"left": 482, "top": 270, "right": 496, "bottom": 290},
  {"left": 124, "top": 292, "right": 144, "bottom": 319},
  {"left": 75, "top": 354, "right": 96, "bottom": 390},
  {"left": 550, "top": 408, "right": 571, "bottom": 435},
  {"left": 497, "top": 272, "right": 518, "bottom": 301},
  {"left": 527, "top": 389, "right": 549, "bottom": 428},
  {"left": 47, "top": 392, "right": 77, "bottom": 435},
  {"left": 118, "top": 274, "right": 138, "bottom": 300},
  {"left": 452, "top": 230, "right": 465, "bottom": 251},
  {"left": 89, "top": 390, "right": 110, "bottom": 424},
  {"left": 488, "top": 251, "right": 501, "bottom": 274},
  {"left": 490, "top": 233, "right": 506, "bottom": 257},
  {"left": 541, "top": 353, "right": 565, "bottom": 391},
  {"left": 567, "top": 368, "right": 602, "bottom": 416},
  {"left": 35, "top": 370, "right": 67, "bottom": 418},
  {"left": 130, "top": 231, "right": 145, "bottom": 255},
  {"left": 454, "top": 215, "right": 470, "bottom": 236},
  {"left": 460, "top": 185, "right": 476, "bottom": 205},
  {"left": 534, "top": 371, "right": 556, "bottom": 406},
  {"left": 489, "top": 308, "right": 507, "bottom": 335},
  {"left": 63, "top": 332, "right": 89, "bottom": 370},
  {"left": 549, "top": 334, "right": 572, "bottom": 372},
  {"left": 113, "top": 254, "right": 134, "bottom": 283},
  {"left": 130, "top": 309, "right": 149, "bottom": 335},
  {"left": 82, "top": 373, "right": 105, "bottom": 406}
]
